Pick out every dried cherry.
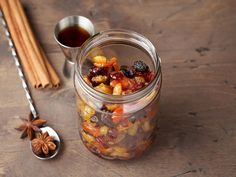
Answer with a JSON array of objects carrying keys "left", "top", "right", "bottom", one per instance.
[{"left": 110, "top": 71, "right": 124, "bottom": 80}]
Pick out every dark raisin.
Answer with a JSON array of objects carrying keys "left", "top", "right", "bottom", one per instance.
[
  {"left": 89, "top": 66, "right": 101, "bottom": 76},
  {"left": 83, "top": 59, "right": 94, "bottom": 75},
  {"left": 90, "top": 115, "right": 99, "bottom": 123},
  {"left": 108, "top": 129, "right": 118, "bottom": 138},
  {"left": 89, "top": 66, "right": 108, "bottom": 77},
  {"left": 120, "top": 65, "right": 135, "bottom": 78},
  {"left": 91, "top": 80, "right": 100, "bottom": 87},
  {"left": 101, "top": 105, "right": 112, "bottom": 112},
  {"left": 120, "top": 65, "right": 129, "bottom": 70},
  {"left": 101, "top": 114, "right": 114, "bottom": 127},
  {"left": 130, "top": 66, "right": 143, "bottom": 76},
  {"left": 134, "top": 71, "right": 143, "bottom": 76},
  {"left": 109, "top": 71, "right": 124, "bottom": 80},
  {"left": 122, "top": 70, "right": 132, "bottom": 78},
  {"left": 133, "top": 60, "right": 149, "bottom": 72}
]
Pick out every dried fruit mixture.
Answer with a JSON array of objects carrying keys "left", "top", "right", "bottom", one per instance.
[{"left": 77, "top": 55, "right": 158, "bottom": 159}]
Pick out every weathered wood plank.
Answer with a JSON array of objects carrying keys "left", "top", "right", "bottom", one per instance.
[{"left": 0, "top": 0, "right": 236, "bottom": 177}]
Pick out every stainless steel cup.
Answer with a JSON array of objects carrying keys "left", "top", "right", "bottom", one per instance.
[{"left": 54, "top": 15, "right": 95, "bottom": 78}]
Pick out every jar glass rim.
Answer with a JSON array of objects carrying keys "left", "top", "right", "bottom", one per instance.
[{"left": 74, "top": 29, "right": 162, "bottom": 104}]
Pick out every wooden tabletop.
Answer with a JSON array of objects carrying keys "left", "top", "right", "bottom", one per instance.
[{"left": 0, "top": 0, "right": 236, "bottom": 176}]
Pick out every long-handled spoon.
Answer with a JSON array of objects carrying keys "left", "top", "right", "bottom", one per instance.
[{"left": 0, "top": 10, "right": 60, "bottom": 160}]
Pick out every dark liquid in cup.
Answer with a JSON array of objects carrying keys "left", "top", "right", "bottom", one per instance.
[{"left": 58, "top": 26, "right": 91, "bottom": 47}]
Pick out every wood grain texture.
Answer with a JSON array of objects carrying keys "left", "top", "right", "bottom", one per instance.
[{"left": 0, "top": 0, "right": 236, "bottom": 176}]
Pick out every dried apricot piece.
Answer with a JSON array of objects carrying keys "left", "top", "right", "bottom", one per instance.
[
  {"left": 112, "top": 107, "right": 125, "bottom": 123},
  {"left": 113, "top": 83, "right": 122, "bottom": 95},
  {"left": 92, "top": 141, "right": 112, "bottom": 155},
  {"left": 110, "top": 80, "right": 120, "bottom": 87},
  {"left": 110, "top": 76, "right": 133, "bottom": 90},
  {"left": 106, "top": 57, "right": 118, "bottom": 67},
  {"left": 81, "top": 131, "right": 95, "bottom": 144},
  {"left": 82, "top": 122, "right": 100, "bottom": 137},
  {"left": 112, "top": 60, "right": 120, "bottom": 71}
]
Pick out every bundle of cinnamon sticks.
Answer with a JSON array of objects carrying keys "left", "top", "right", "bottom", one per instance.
[{"left": 0, "top": 0, "right": 60, "bottom": 88}]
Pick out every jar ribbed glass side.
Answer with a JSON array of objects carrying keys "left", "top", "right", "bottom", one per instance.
[{"left": 74, "top": 29, "right": 162, "bottom": 160}]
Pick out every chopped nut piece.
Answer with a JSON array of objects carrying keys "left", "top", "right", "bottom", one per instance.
[
  {"left": 142, "top": 120, "right": 153, "bottom": 132},
  {"left": 134, "top": 76, "right": 145, "bottom": 84},
  {"left": 91, "top": 75, "right": 108, "bottom": 83},
  {"left": 94, "top": 57, "right": 118, "bottom": 67},
  {"left": 95, "top": 83, "right": 113, "bottom": 94}
]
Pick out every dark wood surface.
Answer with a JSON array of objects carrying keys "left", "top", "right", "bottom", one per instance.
[{"left": 0, "top": 0, "right": 236, "bottom": 176}]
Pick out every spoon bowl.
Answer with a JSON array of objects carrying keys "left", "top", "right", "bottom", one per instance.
[{"left": 30, "top": 126, "right": 61, "bottom": 160}]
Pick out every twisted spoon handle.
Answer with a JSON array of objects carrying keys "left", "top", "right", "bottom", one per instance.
[{"left": 0, "top": 10, "right": 38, "bottom": 119}]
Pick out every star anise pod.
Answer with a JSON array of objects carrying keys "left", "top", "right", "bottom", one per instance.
[
  {"left": 15, "top": 113, "right": 47, "bottom": 140},
  {"left": 31, "top": 131, "right": 57, "bottom": 155}
]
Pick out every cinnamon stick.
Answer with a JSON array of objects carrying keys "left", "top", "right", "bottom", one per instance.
[
  {"left": 0, "top": 0, "right": 39, "bottom": 88},
  {"left": 15, "top": 0, "right": 60, "bottom": 88},
  {"left": 40, "top": 46, "right": 61, "bottom": 88},
  {"left": 9, "top": 0, "right": 50, "bottom": 88},
  {"left": 0, "top": 0, "right": 60, "bottom": 88}
]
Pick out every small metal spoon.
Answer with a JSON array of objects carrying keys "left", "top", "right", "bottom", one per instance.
[{"left": 0, "top": 10, "right": 61, "bottom": 160}]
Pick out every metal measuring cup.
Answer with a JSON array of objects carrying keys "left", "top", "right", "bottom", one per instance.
[{"left": 54, "top": 16, "right": 95, "bottom": 78}]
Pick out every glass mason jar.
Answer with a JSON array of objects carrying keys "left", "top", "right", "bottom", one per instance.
[{"left": 74, "top": 29, "right": 162, "bottom": 160}]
